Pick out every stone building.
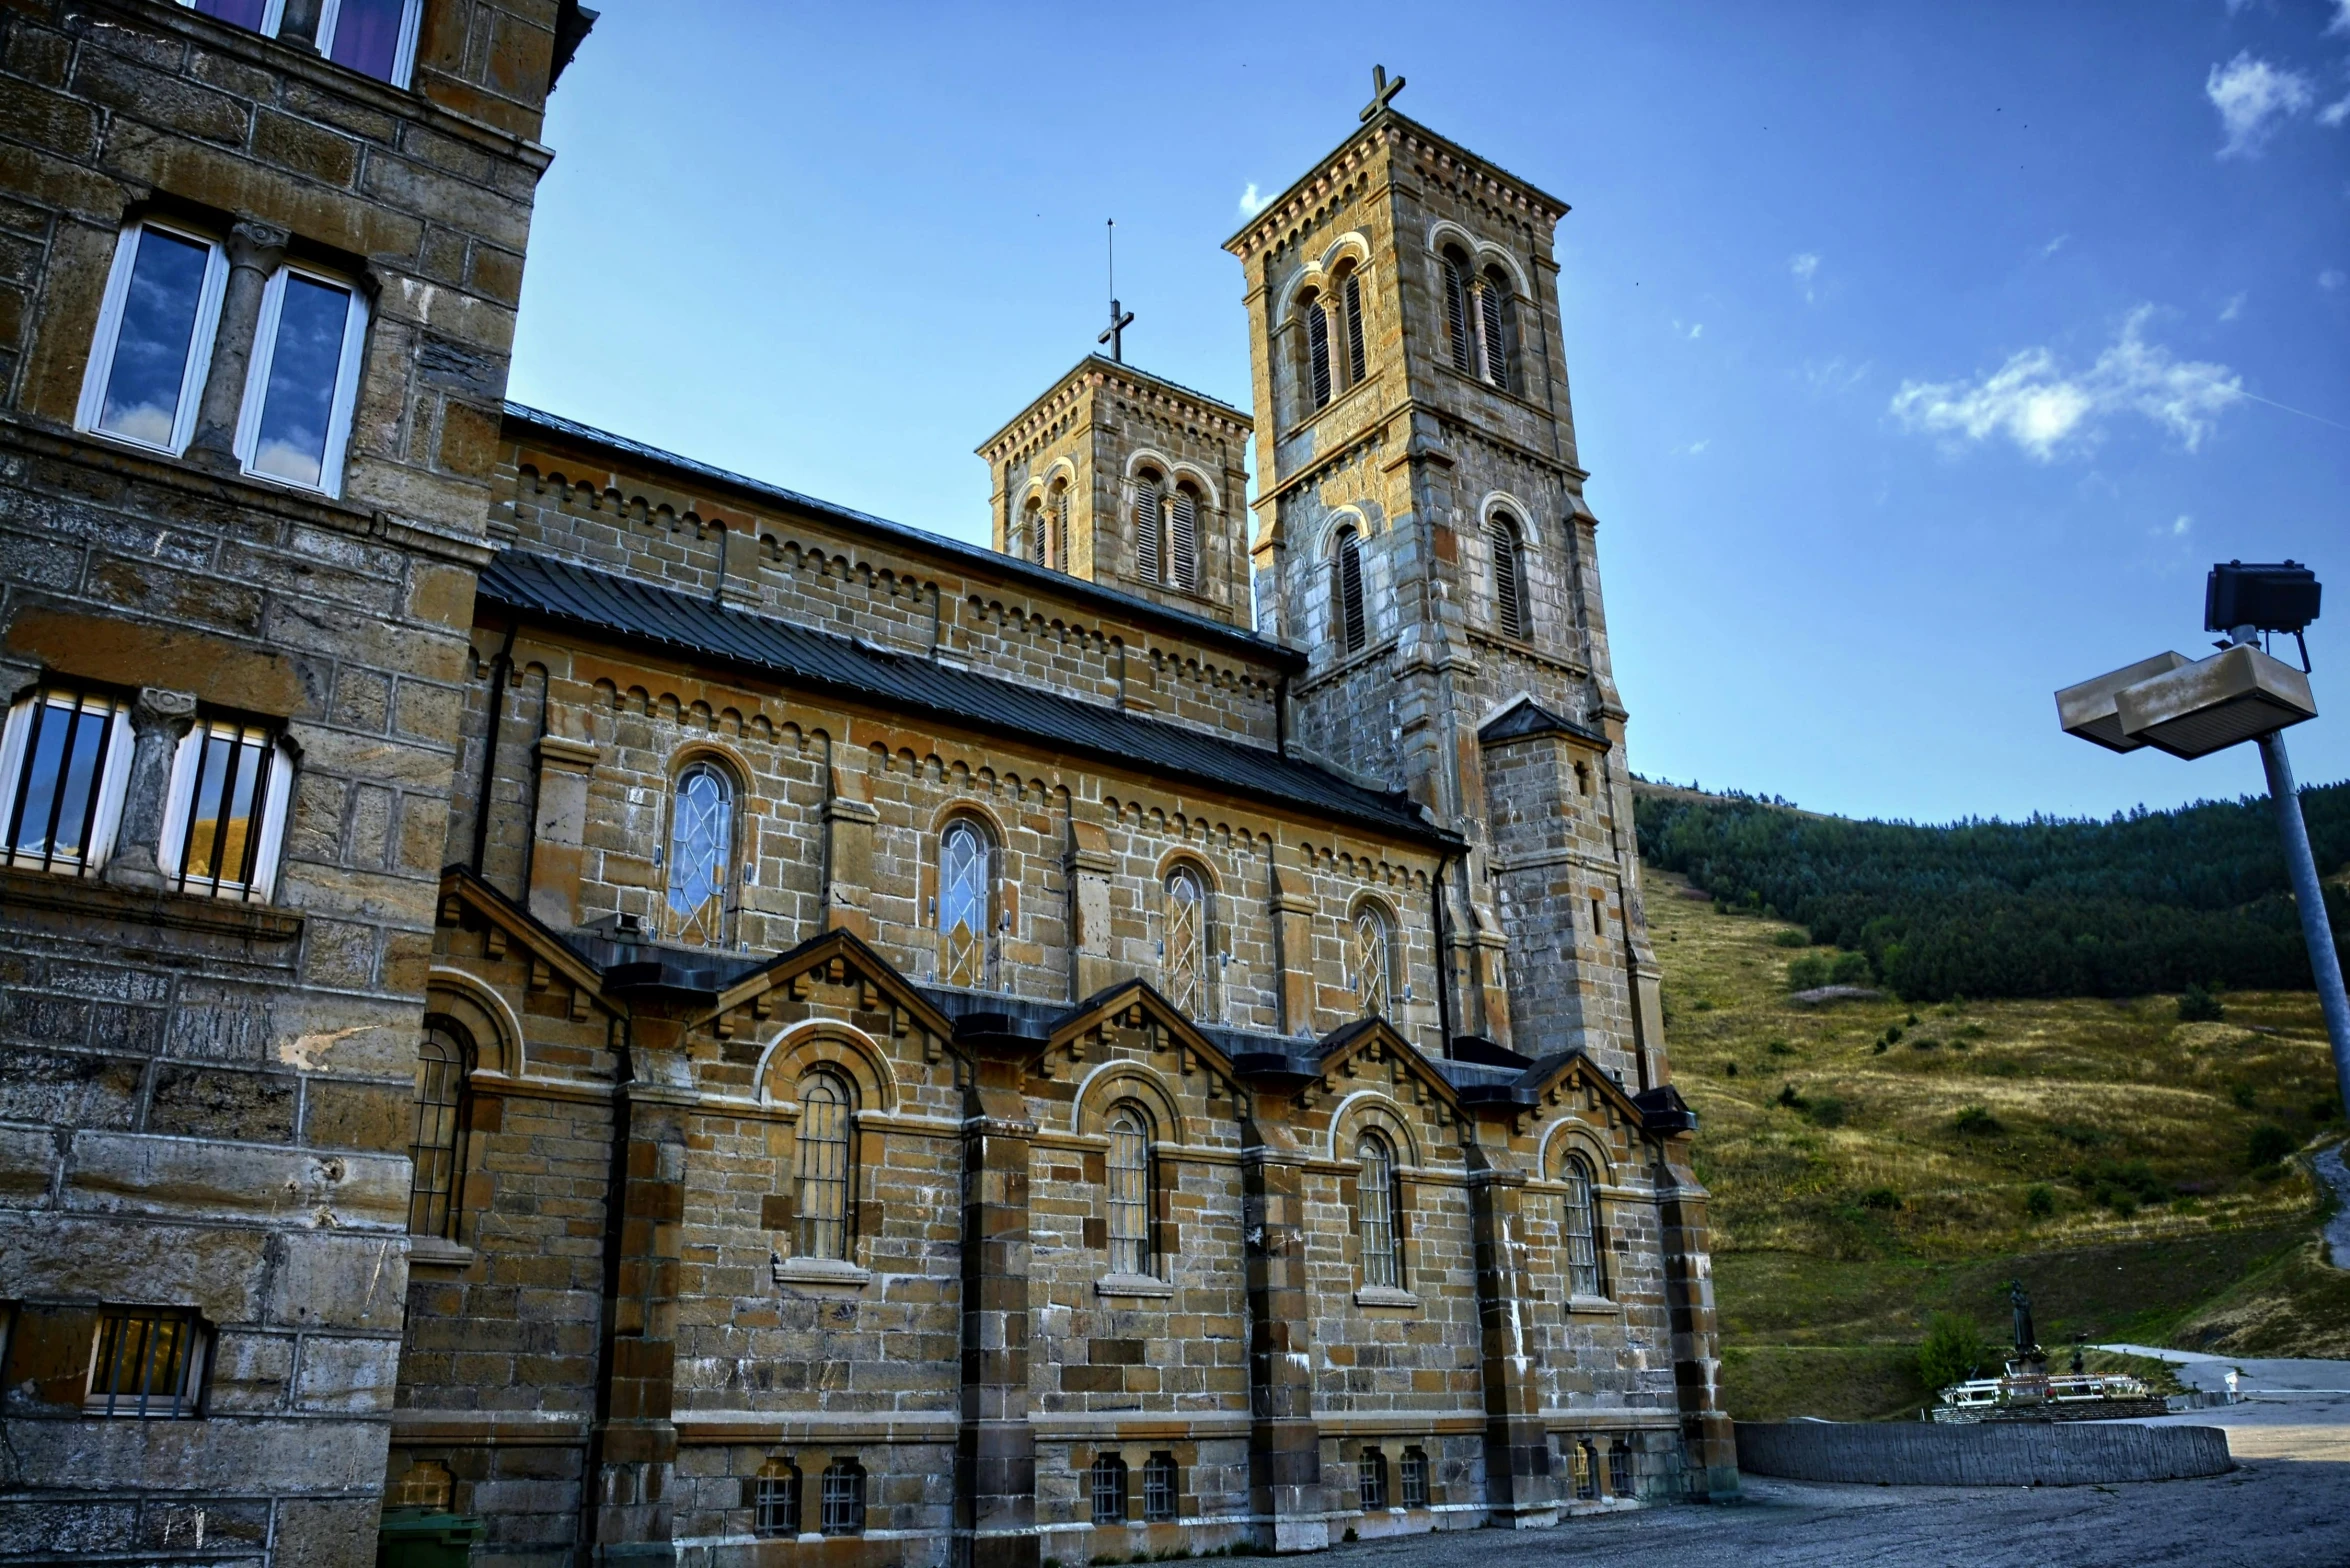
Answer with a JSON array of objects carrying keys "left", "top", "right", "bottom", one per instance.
[{"left": 0, "top": 11, "right": 1732, "bottom": 1565}]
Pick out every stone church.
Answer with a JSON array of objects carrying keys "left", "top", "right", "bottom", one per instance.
[{"left": 0, "top": 5, "right": 1732, "bottom": 1565}]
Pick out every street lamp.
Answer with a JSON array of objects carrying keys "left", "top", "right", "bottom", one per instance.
[{"left": 2056, "top": 561, "right": 2348, "bottom": 1119}]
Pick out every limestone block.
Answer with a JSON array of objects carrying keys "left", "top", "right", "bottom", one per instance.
[{"left": 62, "top": 1132, "right": 408, "bottom": 1231}]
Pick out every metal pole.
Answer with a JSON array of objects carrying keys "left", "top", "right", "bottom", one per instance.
[{"left": 2255, "top": 729, "right": 2350, "bottom": 1119}]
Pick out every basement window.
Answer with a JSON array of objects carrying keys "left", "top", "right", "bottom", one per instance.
[
  {"left": 1, "top": 685, "right": 133, "bottom": 879},
  {"left": 235, "top": 264, "right": 369, "bottom": 498},
  {"left": 76, "top": 220, "right": 228, "bottom": 457},
  {"left": 86, "top": 1307, "right": 208, "bottom": 1419}
]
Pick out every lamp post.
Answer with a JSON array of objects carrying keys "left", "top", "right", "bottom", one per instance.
[{"left": 2056, "top": 561, "right": 2349, "bottom": 1120}]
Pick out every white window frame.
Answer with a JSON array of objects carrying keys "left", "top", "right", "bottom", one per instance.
[
  {"left": 233, "top": 262, "right": 370, "bottom": 499},
  {"left": 318, "top": 0, "right": 424, "bottom": 91},
  {"left": 74, "top": 220, "right": 230, "bottom": 458},
  {"left": 177, "top": 1, "right": 420, "bottom": 91},
  {"left": 0, "top": 689, "right": 135, "bottom": 876},
  {"left": 156, "top": 720, "right": 296, "bottom": 901}
]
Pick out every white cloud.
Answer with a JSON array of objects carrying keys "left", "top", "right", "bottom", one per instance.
[
  {"left": 1800, "top": 356, "right": 1872, "bottom": 395},
  {"left": 1672, "top": 318, "right": 1703, "bottom": 340},
  {"left": 1680, "top": 439, "right": 1711, "bottom": 456},
  {"left": 2324, "top": 94, "right": 2350, "bottom": 127},
  {"left": 2041, "top": 234, "right": 2070, "bottom": 257},
  {"left": 1789, "top": 252, "right": 1820, "bottom": 303},
  {"left": 2206, "top": 52, "right": 2317, "bottom": 156},
  {"left": 2331, "top": 0, "right": 2350, "bottom": 34},
  {"left": 1237, "top": 182, "right": 1273, "bottom": 217},
  {"left": 2219, "top": 291, "right": 2246, "bottom": 321},
  {"left": 2172, "top": 515, "right": 2193, "bottom": 537},
  {"left": 2323, "top": 268, "right": 2348, "bottom": 290},
  {"left": 1888, "top": 307, "right": 2245, "bottom": 461}
]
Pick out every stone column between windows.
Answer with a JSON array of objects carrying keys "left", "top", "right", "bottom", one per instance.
[
  {"left": 187, "top": 220, "right": 289, "bottom": 471},
  {"left": 527, "top": 734, "right": 600, "bottom": 930},
  {"left": 958, "top": 1071, "right": 1038, "bottom": 1568},
  {"left": 1268, "top": 864, "right": 1316, "bottom": 1036},
  {"left": 1067, "top": 819, "right": 1119, "bottom": 999},
  {"left": 1655, "top": 1137, "right": 1739, "bottom": 1499},
  {"left": 1468, "top": 1165, "right": 1560, "bottom": 1525},
  {"left": 586, "top": 1005, "right": 695, "bottom": 1560},
  {"left": 821, "top": 765, "right": 878, "bottom": 939},
  {"left": 101, "top": 686, "right": 197, "bottom": 891},
  {"left": 1242, "top": 1111, "right": 1324, "bottom": 1552}
]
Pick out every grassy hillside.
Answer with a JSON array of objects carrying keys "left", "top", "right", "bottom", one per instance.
[{"left": 1645, "top": 864, "right": 2346, "bottom": 1421}]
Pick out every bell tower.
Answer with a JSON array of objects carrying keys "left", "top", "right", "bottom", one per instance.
[{"left": 1225, "top": 81, "right": 1667, "bottom": 1087}]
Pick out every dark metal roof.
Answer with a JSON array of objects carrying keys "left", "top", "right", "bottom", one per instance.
[
  {"left": 478, "top": 550, "right": 1456, "bottom": 846},
  {"left": 1478, "top": 697, "right": 1609, "bottom": 748},
  {"left": 501, "top": 402, "right": 1302, "bottom": 672}
]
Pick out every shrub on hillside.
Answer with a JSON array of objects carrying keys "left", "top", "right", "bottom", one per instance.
[
  {"left": 1771, "top": 928, "right": 1810, "bottom": 947},
  {"left": 1858, "top": 1186, "right": 1902, "bottom": 1211},
  {"left": 1952, "top": 1106, "right": 2002, "bottom": 1136},
  {"left": 2248, "top": 1124, "right": 2296, "bottom": 1170},
  {"left": 1807, "top": 1096, "right": 1848, "bottom": 1129},
  {"left": 1917, "top": 1313, "right": 1990, "bottom": 1393},
  {"left": 1786, "top": 955, "right": 1831, "bottom": 990},
  {"left": 2077, "top": 1159, "right": 2168, "bottom": 1214},
  {"left": 2178, "top": 984, "right": 2226, "bottom": 1023},
  {"left": 2024, "top": 1184, "right": 2056, "bottom": 1219},
  {"left": 1830, "top": 951, "right": 1875, "bottom": 986}
]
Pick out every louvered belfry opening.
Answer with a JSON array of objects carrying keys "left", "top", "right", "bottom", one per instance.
[
  {"left": 1477, "top": 266, "right": 1511, "bottom": 390},
  {"left": 1305, "top": 294, "right": 1332, "bottom": 410},
  {"left": 1027, "top": 499, "right": 1048, "bottom": 566},
  {"left": 1054, "top": 484, "right": 1070, "bottom": 566},
  {"left": 1169, "top": 487, "right": 1199, "bottom": 591},
  {"left": 1333, "top": 525, "right": 1367, "bottom": 653},
  {"left": 1341, "top": 269, "right": 1367, "bottom": 384},
  {"left": 1488, "top": 513, "right": 1527, "bottom": 639},
  {"left": 1441, "top": 251, "right": 1476, "bottom": 374},
  {"left": 1134, "top": 472, "right": 1163, "bottom": 582}
]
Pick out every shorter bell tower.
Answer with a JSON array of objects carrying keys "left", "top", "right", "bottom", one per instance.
[{"left": 977, "top": 357, "right": 1254, "bottom": 626}]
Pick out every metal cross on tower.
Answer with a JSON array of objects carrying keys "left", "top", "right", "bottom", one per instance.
[
  {"left": 1360, "top": 64, "right": 1406, "bottom": 122},
  {"left": 1099, "top": 218, "right": 1135, "bottom": 362}
]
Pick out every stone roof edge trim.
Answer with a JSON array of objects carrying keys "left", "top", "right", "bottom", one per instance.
[
  {"left": 974, "top": 355, "right": 1254, "bottom": 458},
  {"left": 474, "top": 554, "right": 1463, "bottom": 850},
  {"left": 1516, "top": 1047, "right": 1654, "bottom": 1131},
  {"left": 709, "top": 926, "right": 961, "bottom": 1045},
  {"left": 1048, "top": 980, "right": 1246, "bottom": 1084},
  {"left": 1222, "top": 109, "right": 1569, "bottom": 257},
  {"left": 438, "top": 864, "right": 610, "bottom": 997},
  {"left": 1314, "top": 1017, "right": 1467, "bottom": 1111},
  {"left": 500, "top": 402, "right": 1302, "bottom": 672}
]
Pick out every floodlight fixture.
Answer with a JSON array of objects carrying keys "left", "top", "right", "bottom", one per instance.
[{"left": 2206, "top": 559, "right": 2321, "bottom": 669}]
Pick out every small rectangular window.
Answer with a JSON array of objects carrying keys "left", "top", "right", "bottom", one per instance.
[
  {"left": 1358, "top": 1447, "right": 1387, "bottom": 1511},
  {"left": 753, "top": 1464, "right": 801, "bottom": 1538},
  {"left": 159, "top": 715, "right": 293, "bottom": 901},
  {"left": 86, "top": 1307, "right": 207, "bottom": 1418},
  {"left": 819, "top": 1460, "right": 865, "bottom": 1536},
  {"left": 76, "top": 221, "right": 229, "bottom": 456},
  {"left": 236, "top": 265, "right": 368, "bottom": 497},
  {"left": 1, "top": 685, "right": 134, "bottom": 878},
  {"left": 1606, "top": 1439, "right": 1633, "bottom": 1499},
  {"left": 1399, "top": 1446, "right": 1428, "bottom": 1508},
  {"left": 179, "top": 0, "right": 421, "bottom": 89},
  {"left": 1142, "top": 1453, "right": 1178, "bottom": 1523}
]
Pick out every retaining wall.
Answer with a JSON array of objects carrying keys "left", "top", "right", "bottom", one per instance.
[{"left": 1734, "top": 1421, "right": 2233, "bottom": 1486}]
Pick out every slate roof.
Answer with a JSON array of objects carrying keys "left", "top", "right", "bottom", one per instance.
[
  {"left": 501, "top": 402, "right": 1300, "bottom": 671},
  {"left": 477, "top": 550, "right": 1457, "bottom": 845}
]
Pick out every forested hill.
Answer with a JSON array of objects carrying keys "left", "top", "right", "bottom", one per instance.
[{"left": 1633, "top": 781, "right": 2350, "bottom": 1002}]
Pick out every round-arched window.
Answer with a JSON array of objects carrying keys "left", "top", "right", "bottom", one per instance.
[
  {"left": 666, "top": 761, "right": 733, "bottom": 946},
  {"left": 938, "top": 819, "right": 992, "bottom": 988},
  {"left": 1106, "top": 1103, "right": 1152, "bottom": 1277},
  {"left": 1352, "top": 904, "right": 1394, "bottom": 1018},
  {"left": 1163, "top": 868, "right": 1207, "bottom": 1018},
  {"left": 1561, "top": 1152, "right": 1606, "bottom": 1299},
  {"left": 796, "top": 1070, "right": 855, "bottom": 1261},
  {"left": 1331, "top": 525, "right": 1366, "bottom": 655}
]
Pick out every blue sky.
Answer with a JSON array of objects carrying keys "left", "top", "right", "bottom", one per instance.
[{"left": 509, "top": 1, "right": 2349, "bottom": 825}]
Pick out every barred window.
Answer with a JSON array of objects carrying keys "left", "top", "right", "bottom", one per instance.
[
  {"left": 1341, "top": 269, "right": 1367, "bottom": 385},
  {"left": 754, "top": 1460, "right": 801, "bottom": 1538},
  {"left": 1561, "top": 1154, "right": 1606, "bottom": 1299},
  {"left": 1399, "top": 1446, "right": 1428, "bottom": 1508},
  {"left": 1106, "top": 1104, "right": 1152, "bottom": 1277},
  {"left": 1, "top": 685, "right": 132, "bottom": 878},
  {"left": 1357, "top": 1132, "right": 1403, "bottom": 1290},
  {"left": 406, "top": 1018, "right": 474, "bottom": 1238},
  {"left": 86, "top": 1307, "right": 206, "bottom": 1418},
  {"left": 1142, "top": 1452, "right": 1178, "bottom": 1522},
  {"left": 819, "top": 1459, "right": 866, "bottom": 1536},
  {"left": 796, "top": 1071, "right": 855, "bottom": 1262},
  {"left": 1090, "top": 1453, "right": 1128, "bottom": 1523},
  {"left": 1358, "top": 1446, "right": 1388, "bottom": 1511},
  {"left": 938, "top": 819, "right": 993, "bottom": 989},
  {"left": 1332, "top": 525, "right": 1367, "bottom": 655},
  {"left": 162, "top": 713, "right": 292, "bottom": 900},
  {"left": 1606, "top": 1439, "right": 1633, "bottom": 1499},
  {"left": 1305, "top": 293, "right": 1333, "bottom": 410},
  {"left": 1163, "top": 868, "right": 1207, "bottom": 1019},
  {"left": 1351, "top": 904, "right": 1393, "bottom": 1019},
  {"left": 1487, "top": 512, "right": 1528, "bottom": 640},
  {"left": 1574, "top": 1439, "right": 1599, "bottom": 1501},
  {"left": 664, "top": 762, "right": 733, "bottom": 948}
]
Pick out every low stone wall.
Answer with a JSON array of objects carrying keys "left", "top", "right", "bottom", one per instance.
[{"left": 1735, "top": 1421, "right": 2233, "bottom": 1486}]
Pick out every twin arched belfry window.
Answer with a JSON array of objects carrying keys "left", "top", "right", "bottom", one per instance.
[
  {"left": 1132, "top": 469, "right": 1201, "bottom": 593},
  {"left": 1441, "top": 246, "right": 1516, "bottom": 392},
  {"left": 1299, "top": 262, "right": 1369, "bottom": 415}
]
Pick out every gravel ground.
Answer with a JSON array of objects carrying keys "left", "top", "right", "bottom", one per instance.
[{"left": 1219, "top": 1463, "right": 2350, "bottom": 1568}]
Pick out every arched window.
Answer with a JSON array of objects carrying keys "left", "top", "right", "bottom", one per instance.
[
  {"left": 1169, "top": 484, "right": 1200, "bottom": 592},
  {"left": 1357, "top": 1131, "right": 1404, "bottom": 1289},
  {"left": 796, "top": 1070, "right": 856, "bottom": 1261},
  {"left": 1487, "top": 511, "right": 1528, "bottom": 640},
  {"left": 1106, "top": 1103, "right": 1153, "bottom": 1277},
  {"left": 1351, "top": 903, "right": 1393, "bottom": 1019},
  {"left": 1090, "top": 1453, "right": 1128, "bottom": 1523},
  {"left": 1339, "top": 266, "right": 1367, "bottom": 385},
  {"left": 665, "top": 761, "right": 733, "bottom": 948},
  {"left": 1561, "top": 1152, "right": 1606, "bottom": 1299},
  {"left": 1162, "top": 867, "right": 1207, "bottom": 1018},
  {"left": 1331, "top": 525, "right": 1367, "bottom": 655},
  {"left": 1142, "top": 1452, "right": 1179, "bottom": 1522},
  {"left": 1359, "top": 1446, "right": 1389, "bottom": 1510},
  {"left": 819, "top": 1459, "right": 866, "bottom": 1536},
  {"left": 1440, "top": 248, "right": 1476, "bottom": 375},
  {"left": 1024, "top": 497, "right": 1048, "bottom": 567},
  {"left": 1476, "top": 266, "right": 1514, "bottom": 391},
  {"left": 1133, "top": 469, "right": 1163, "bottom": 582},
  {"left": 753, "top": 1459, "right": 801, "bottom": 1538},
  {"left": 408, "top": 1017, "right": 473, "bottom": 1238},
  {"left": 938, "top": 819, "right": 993, "bottom": 989},
  {"left": 1052, "top": 480, "right": 1070, "bottom": 567},
  {"left": 1304, "top": 289, "right": 1333, "bottom": 411}
]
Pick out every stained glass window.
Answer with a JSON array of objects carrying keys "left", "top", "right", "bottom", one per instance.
[
  {"left": 665, "top": 763, "right": 732, "bottom": 946},
  {"left": 939, "top": 821, "right": 990, "bottom": 988},
  {"left": 1352, "top": 905, "right": 1393, "bottom": 1019}
]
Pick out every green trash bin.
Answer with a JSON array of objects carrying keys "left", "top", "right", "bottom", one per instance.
[{"left": 376, "top": 1507, "right": 483, "bottom": 1568}]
